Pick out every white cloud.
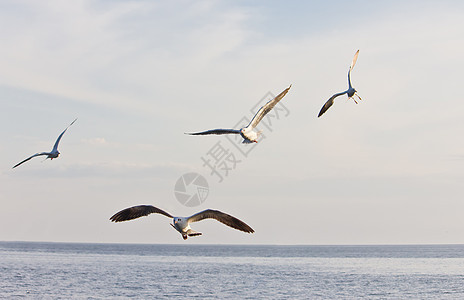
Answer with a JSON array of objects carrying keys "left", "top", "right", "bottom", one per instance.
[{"left": 0, "top": 0, "right": 254, "bottom": 116}]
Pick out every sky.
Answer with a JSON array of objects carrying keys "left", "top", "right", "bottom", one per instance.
[{"left": 0, "top": 0, "right": 463, "bottom": 245}]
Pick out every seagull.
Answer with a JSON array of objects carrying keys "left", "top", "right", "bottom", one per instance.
[
  {"left": 110, "top": 205, "right": 255, "bottom": 240},
  {"left": 12, "top": 118, "right": 77, "bottom": 169},
  {"left": 318, "top": 50, "right": 362, "bottom": 117},
  {"left": 186, "top": 85, "right": 291, "bottom": 143}
]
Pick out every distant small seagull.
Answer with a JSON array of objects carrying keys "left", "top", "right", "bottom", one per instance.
[
  {"left": 186, "top": 85, "right": 291, "bottom": 143},
  {"left": 12, "top": 118, "right": 77, "bottom": 169},
  {"left": 318, "top": 50, "right": 362, "bottom": 117},
  {"left": 110, "top": 205, "right": 254, "bottom": 240}
]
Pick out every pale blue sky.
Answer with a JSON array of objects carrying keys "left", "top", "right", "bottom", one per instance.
[{"left": 0, "top": 0, "right": 463, "bottom": 244}]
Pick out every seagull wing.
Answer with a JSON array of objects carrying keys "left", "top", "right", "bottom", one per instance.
[
  {"left": 187, "top": 209, "right": 254, "bottom": 233},
  {"left": 52, "top": 118, "right": 77, "bottom": 152},
  {"left": 348, "top": 50, "right": 359, "bottom": 89},
  {"left": 110, "top": 205, "right": 173, "bottom": 222},
  {"left": 185, "top": 129, "right": 241, "bottom": 136},
  {"left": 246, "top": 85, "right": 292, "bottom": 130},
  {"left": 318, "top": 91, "right": 348, "bottom": 117},
  {"left": 12, "top": 152, "right": 51, "bottom": 169},
  {"left": 350, "top": 49, "right": 359, "bottom": 71}
]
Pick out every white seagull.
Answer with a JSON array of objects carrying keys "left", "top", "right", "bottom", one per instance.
[
  {"left": 186, "top": 85, "right": 291, "bottom": 143},
  {"left": 12, "top": 118, "right": 77, "bottom": 169},
  {"left": 110, "top": 205, "right": 255, "bottom": 240},
  {"left": 318, "top": 50, "right": 362, "bottom": 117}
]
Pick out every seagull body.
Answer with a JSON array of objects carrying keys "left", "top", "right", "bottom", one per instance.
[
  {"left": 186, "top": 85, "right": 291, "bottom": 143},
  {"left": 110, "top": 205, "right": 254, "bottom": 240},
  {"left": 318, "top": 50, "right": 362, "bottom": 117},
  {"left": 12, "top": 118, "right": 77, "bottom": 169}
]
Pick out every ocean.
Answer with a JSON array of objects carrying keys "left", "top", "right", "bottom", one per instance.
[{"left": 1, "top": 242, "right": 464, "bottom": 299}]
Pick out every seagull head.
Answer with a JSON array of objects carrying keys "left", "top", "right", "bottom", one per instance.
[
  {"left": 173, "top": 217, "right": 187, "bottom": 232},
  {"left": 174, "top": 217, "right": 185, "bottom": 227},
  {"left": 49, "top": 151, "right": 60, "bottom": 160}
]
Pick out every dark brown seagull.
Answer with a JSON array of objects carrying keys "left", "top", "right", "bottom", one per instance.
[{"left": 110, "top": 205, "right": 254, "bottom": 240}]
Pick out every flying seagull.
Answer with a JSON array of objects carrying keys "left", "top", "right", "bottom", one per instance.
[
  {"left": 12, "top": 118, "right": 77, "bottom": 169},
  {"left": 318, "top": 50, "right": 362, "bottom": 117},
  {"left": 186, "top": 85, "right": 291, "bottom": 143},
  {"left": 110, "top": 205, "right": 254, "bottom": 240}
]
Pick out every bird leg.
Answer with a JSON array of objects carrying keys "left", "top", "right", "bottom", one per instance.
[
  {"left": 355, "top": 93, "right": 363, "bottom": 102},
  {"left": 349, "top": 96, "right": 358, "bottom": 104}
]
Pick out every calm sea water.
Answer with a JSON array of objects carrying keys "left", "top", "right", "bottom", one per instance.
[{"left": 1, "top": 242, "right": 464, "bottom": 299}]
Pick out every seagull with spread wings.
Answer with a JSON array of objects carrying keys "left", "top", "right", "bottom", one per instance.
[
  {"left": 12, "top": 118, "right": 77, "bottom": 169},
  {"left": 110, "top": 205, "right": 254, "bottom": 240},
  {"left": 318, "top": 50, "right": 362, "bottom": 117},
  {"left": 186, "top": 85, "right": 291, "bottom": 143}
]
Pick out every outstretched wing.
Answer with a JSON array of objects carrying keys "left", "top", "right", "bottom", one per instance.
[
  {"left": 187, "top": 209, "right": 254, "bottom": 233},
  {"left": 318, "top": 91, "right": 348, "bottom": 117},
  {"left": 350, "top": 49, "right": 359, "bottom": 71},
  {"left": 52, "top": 118, "right": 77, "bottom": 152},
  {"left": 12, "top": 152, "right": 51, "bottom": 169},
  {"left": 246, "top": 85, "right": 292, "bottom": 130},
  {"left": 110, "top": 205, "right": 173, "bottom": 222},
  {"left": 348, "top": 50, "right": 359, "bottom": 89},
  {"left": 350, "top": 50, "right": 359, "bottom": 70},
  {"left": 185, "top": 129, "right": 241, "bottom": 136}
]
